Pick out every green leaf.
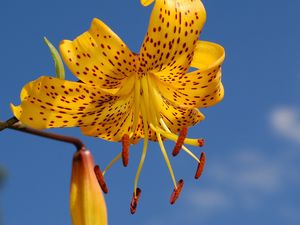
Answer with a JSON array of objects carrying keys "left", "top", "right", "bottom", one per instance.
[{"left": 44, "top": 37, "right": 65, "bottom": 79}]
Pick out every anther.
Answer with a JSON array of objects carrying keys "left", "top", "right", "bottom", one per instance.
[
  {"left": 170, "top": 179, "right": 184, "bottom": 204},
  {"left": 195, "top": 152, "right": 206, "bottom": 179},
  {"left": 172, "top": 127, "right": 188, "bottom": 156},
  {"left": 198, "top": 138, "right": 205, "bottom": 147},
  {"left": 122, "top": 134, "right": 130, "bottom": 167},
  {"left": 130, "top": 188, "right": 142, "bottom": 214},
  {"left": 94, "top": 165, "right": 108, "bottom": 194}
]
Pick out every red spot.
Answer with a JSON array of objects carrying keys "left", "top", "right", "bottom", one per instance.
[
  {"left": 195, "top": 152, "right": 206, "bottom": 179},
  {"left": 94, "top": 165, "right": 108, "bottom": 193},
  {"left": 170, "top": 179, "right": 184, "bottom": 204},
  {"left": 130, "top": 188, "right": 141, "bottom": 214}
]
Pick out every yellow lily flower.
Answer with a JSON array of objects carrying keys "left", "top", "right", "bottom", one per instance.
[
  {"left": 70, "top": 149, "right": 107, "bottom": 225},
  {"left": 11, "top": 0, "right": 225, "bottom": 212}
]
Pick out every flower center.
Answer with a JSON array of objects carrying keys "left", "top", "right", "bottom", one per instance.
[{"left": 98, "top": 73, "right": 206, "bottom": 214}]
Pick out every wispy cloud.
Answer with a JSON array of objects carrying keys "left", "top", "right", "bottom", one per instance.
[
  {"left": 188, "top": 189, "right": 230, "bottom": 208},
  {"left": 270, "top": 106, "right": 300, "bottom": 145},
  {"left": 213, "top": 150, "right": 283, "bottom": 192},
  {"left": 146, "top": 147, "right": 300, "bottom": 225},
  {"left": 186, "top": 150, "right": 284, "bottom": 211}
]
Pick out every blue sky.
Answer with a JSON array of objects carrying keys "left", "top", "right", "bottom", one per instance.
[{"left": 1, "top": 0, "right": 300, "bottom": 225}]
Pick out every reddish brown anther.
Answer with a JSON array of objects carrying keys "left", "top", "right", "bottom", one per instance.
[
  {"left": 198, "top": 138, "right": 205, "bottom": 147},
  {"left": 94, "top": 165, "right": 108, "bottom": 194},
  {"left": 122, "top": 134, "right": 130, "bottom": 167},
  {"left": 172, "top": 127, "right": 188, "bottom": 156},
  {"left": 195, "top": 152, "right": 206, "bottom": 179},
  {"left": 130, "top": 188, "right": 142, "bottom": 214},
  {"left": 170, "top": 179, "right": 184, "bottom": 205}
]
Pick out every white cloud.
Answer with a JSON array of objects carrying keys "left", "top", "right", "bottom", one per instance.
[
  {"left": 187, "top": 188, "right": 231, "bottom": 210},
  {"left": 278, "top": 205, "right": 300, "bottom": 224},
  {"left": 147, "top": 147, "right": 300, "bottom": 225},
  {"left": 185, "top": 149, "right": 288, "bottom": 214},
  {"left": 210, "top": 150, "right": 283, "bottom": 194},
  {"left": 270, "top": 106, "right": 300, "bottom": 144},
  {"left": 232, "top": 151, "right": 283, "bottom": 192}
]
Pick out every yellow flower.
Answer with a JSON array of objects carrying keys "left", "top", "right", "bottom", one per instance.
[
  {"left": 11, "top": 0, "right": 225, "bottom": 211},
  {"left": 70, "top": 149, "right": 107, "bottom": 225}
]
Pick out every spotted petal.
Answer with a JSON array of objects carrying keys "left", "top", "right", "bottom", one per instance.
[
  {"left": 159, "top": 96, "right": 205, "bottom": 133},
  {"left": 140, "top": 0, "right": 155, "bottom": 6},
  {"left": 60, "top": 18, "right": 138, "bottom": 89},
  {"left": 139, "top": 0, "right": 206, "bottom": 76},
  {"left": 154, "top": 41, "right": 225, "bottom": 108},
  {"left": 80, "top": 102, "right": 135, "bottom": 142},
  {"left": 11, "top": 76, "right": 134, "bottom": 137}
]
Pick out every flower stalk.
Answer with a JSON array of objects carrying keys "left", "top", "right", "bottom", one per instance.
[{"left": 0, "top": 117, "right": 85, "bottom": 151}]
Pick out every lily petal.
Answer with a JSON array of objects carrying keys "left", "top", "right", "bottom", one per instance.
[
  {"left": 159, "top": 96, "right": 205, "bottom": 133},
  {"left": 11, "top": 76, "right": 134, "bottom": 132},
  {"left": 154, "top": 41, "right": 225, "bottom": 108},
  {"left": 140, "top": 0, "right": 155, "bottom": 7},
  {"left": 70, "top": 150, "right": 107, "bottom": 225},
  {"left": 139, "top": 0, "right": 206, "bottom": 75},
  {"left": 80, "top": 106, "right": 135, "bottom": 142},
  {"left": 60, "top": 18, "right": 138, "bottom": 89}
]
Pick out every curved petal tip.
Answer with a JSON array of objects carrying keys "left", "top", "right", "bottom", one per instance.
[{"left": 140, "top": 0, "right": 155, "bottom": 7}]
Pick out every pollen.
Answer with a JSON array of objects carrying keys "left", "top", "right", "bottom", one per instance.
[
  {"left": 122, "top": 134, "right": 130, "bottom": 167},
  {"left": 130, "top": 188, "right": 142, "bottom": 214},
  {"left": 198, "top": 138, "right": 205, "bottom": 147},
  {"left": 172, "top": 127, "right": 188, "bottom": 156},
  {"left": 94, "top": 165, "right": 108, "bottom": 194},
  {"left": 170, "top": 179, "right": 184, "bottom": 204},
  {"left": 195, "top": 152, "right": 206, "bottom": 179}
]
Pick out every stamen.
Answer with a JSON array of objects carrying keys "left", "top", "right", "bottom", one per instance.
[
  {"left": 198, "top": 138, "right": 205, "bottom": 147},
  {"left": 172, "top": 127, "right": 188, "bottom": 156},
  {"left": 170, "top": 179, "right": 184, "bottom": 204},
  {"left": 102, "top": 152, "right": 122, "bottom": 176},
  {"left": 147, "top": 75, "right": 162, "bottom": 121},
  {"left": 94, "top": 165, "right": 108, "bottom": 194},
  {"left": 133, "top": 100, "right": 149, "bottom": 195},
  {"left": 159, "top": 118, "right": 201, "bottom": 164},
  {"left": 156, "top": 132, "right": 177, "bottom": 188},
  {"left": 150, "top": 124, "right": 202, "bottom": 147},
  {"left": 182, "top": 145, "right": 200, "bottom": 163},
  {"left": 122, "top": 134, "right": 130, "bottom": 167},
  {"left": 130, "top": 79, "right": 141, "bottom": 138},
  {"left": 130, "top": 188, "right": 142, "bottom": 214},
  {"left": 195, "top": 152, "right": 206, "bottom": 179}
]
